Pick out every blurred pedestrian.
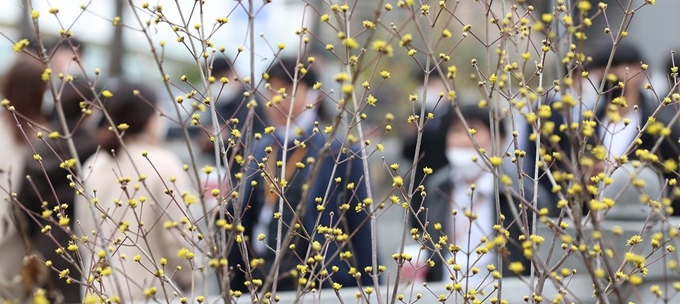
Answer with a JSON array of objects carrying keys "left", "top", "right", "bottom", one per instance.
[
  {"left": 15, "top": 81, "right": 98, "bottom": 303},
  {"left": 0, "top": 56, "right": 48, "bottom": 298},
  {"left": 42, "top": 38, "right": 86, "bottom": 122},
  {"left": 74, "top": 83, "right": 195, "bottom": 301},
  {"left": 407, "top": 104, "right": 532, "bottom": 284},
  {"left": 198, "top": 56, "right": 268, "bottom": 168},
  {"left": 401, "top": 68, "right": 451, "bottom": 228},
  {"left": 228, "top": 57, "right": 375, "bottom": 291},
  {"left": 586, "top": 41, "right": 680, "bottom": 214}
]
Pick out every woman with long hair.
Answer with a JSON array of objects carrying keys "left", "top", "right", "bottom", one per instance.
[{"left": 74, "top": 82, "right": 196, "bottom": 301}]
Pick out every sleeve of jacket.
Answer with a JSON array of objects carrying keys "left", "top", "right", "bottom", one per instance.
[
  {"left": 347, "top": 148, "right": 376, "bottom": 286},
  {"left": 226, "top": 145, "right": 263, "bottom": 291},
  {"left": 328, "top": 146, "right": 376, "bottom": 288}
]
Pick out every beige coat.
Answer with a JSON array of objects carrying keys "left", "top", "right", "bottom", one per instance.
[
  {"left": 75, "top": 140, "right": 196, "bottom": 301},
  {"left": 0, "top": 114, "right": 27, "bottom": 291}
]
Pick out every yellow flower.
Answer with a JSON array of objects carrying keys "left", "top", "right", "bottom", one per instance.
[
  {"left": 508, "top": 261, "right": 525, "bottom": 274},
  {"left": 489, "top": 156, "right": 503, "bottom": 167},
  {"left": 371, "top": 40, "right": 393, "bottom": 56},
  {"left": 177, "top": 247, "right": 195, "bottom": 259},
  {"left": 59, "top": 217, "right": 70, "bottom": 226},
  {"left": 578, "top": 0, "right": 592, "bottom": 12},
  {"left": 102, "top": 90, "right": 113, "bottom": 98},
  {"left": 541, "top": 13, "right": 553, "bottom": 24},
  {"left": 33, "top": 289, "right": 49, "bottom": 304},
  {"left": 13, "top": 39, "right": 30, "bottom": 53},
  {"left": 629, "top": 274, "right": 643, "bottom": 285},
  {"left": 392, "top": 176, "right": 403, "bottom": 188},
  {"left": 41, "top": 68, "right": 52, "bottom": 81},
  {"left": 342, "top": 84, "right": 354, "bottom": 94},
  {"left": 343, "top": 38, "right": 358, "bottom": 49}
]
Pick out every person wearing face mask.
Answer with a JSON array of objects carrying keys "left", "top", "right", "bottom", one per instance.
[
  {"left": 226, "top": 57, "right": 375, "bottom": 292},
  {"left": 410, "top": 104, "right": 532, "bottom": 283},
  {"left": 74, "top": 83, "right": 196, "bottom": 301},
  {"left": 585, "top": 42, "right": 680, "bottom": 212}
]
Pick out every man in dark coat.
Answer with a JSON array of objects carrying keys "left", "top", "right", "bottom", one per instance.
[
  {"left": 199, "top": 56, "right": 269, "bottom": 177},
  {"left": 586, "top": 42, "right": 680, "bottom": 213},
  {"left": 401, "top": 69, "right": 451, "bottom": 228},
  {"left": 227, "top": 57, "right": 375, "bottom": 292}
]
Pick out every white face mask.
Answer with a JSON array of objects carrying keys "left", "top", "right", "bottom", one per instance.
[
  {"left": 446, "top": 147, "right": 485, "bottom": 182},
  {"left": 416, "top": 85, "right": 447, "bottom": 111}
]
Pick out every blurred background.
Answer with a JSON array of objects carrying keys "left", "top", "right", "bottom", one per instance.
[
  {"left": 1, "top": 0, "right": 678, "bottom": 122},
  {"left": 1, "top": 0, "right": 679, "bottom": 288}
]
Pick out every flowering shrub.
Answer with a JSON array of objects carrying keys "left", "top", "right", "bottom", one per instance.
[{"left": 2, "top": 0, "right": 680, "bottom": 303}]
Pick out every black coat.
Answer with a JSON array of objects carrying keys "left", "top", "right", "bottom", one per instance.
[
  {"left": 402, "top": 106, "right": 451, "bottom": 228},
  {"left": 15, "top": 124, "right": 97, "bottom": 303},
  {"left": 226, "top": 130, "right": 376, "bottom": 292}
]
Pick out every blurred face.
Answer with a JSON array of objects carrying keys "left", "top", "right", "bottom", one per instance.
[
  {"left": 592, "top": 64, "right": 643, "bottom": 105},
  {"left": 265, "top": 77, "right": 309, "bottom": 128},
  {"left": 447, "top": 120, "right": 494, "bottom": 151},
  {"left": 417, "top": 77, "right": 448, "bottom": 110},
  {"left": 51, "top": 49, "right": 80, "bottom": 74}
]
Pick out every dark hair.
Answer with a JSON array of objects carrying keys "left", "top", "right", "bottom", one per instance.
[
  {"left": 589, "top": 41, "right": 643, "bottom": 70},
  {"left": 1, "top": 56, "right": 47, "bottom": 141},
  {"left": 267, "top": 57, "right": 318, "bottom": 89},
  {"left": 97, "top": 83, "right": 158, "bottom": 151},
  {"left": 47, "top": 37, "right": 84, "bottom": 57},
  {"left": 448, "top": 104, "right": 508, "bottom": 138},
  {"left": 61, "top": 81, "right": 97, "bottom": 129},
  {"left": 210, "top": 56, "right": 232, "bottom": 77}
]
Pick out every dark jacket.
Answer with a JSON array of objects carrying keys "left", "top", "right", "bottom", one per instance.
[
  {"left": 402, "top": 106, "right": 451, "bottom": 228},
  {"left": 204, "top": 93, "right": 269, "bottom": 175},
  {"left": 417, "top": 165, "right": 533, "bottom": 282},
  {"left": 519, "top": 97, "right": 571, "bottom": 217},
  {"left": 15, "top": 124, "right": 97, "bottom": 303},
  {"left": 227, "top": 128, "right": 375, "bottom": 291}
]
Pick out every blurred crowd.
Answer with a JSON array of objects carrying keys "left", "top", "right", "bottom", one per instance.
[{"left": 0, "top": 35, "right": 680, "bottom": 302}]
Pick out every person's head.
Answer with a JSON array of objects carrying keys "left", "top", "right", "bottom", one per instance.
[
  {"left": 263, "top": 57, "right": 319, "bottom": 128},
  {"left": 47, "top": 38, "right": 84, "bottom": 73},
  {"left": 210, "top": 56, "right": 233, "bottom": 79},
  {"left": 61, "top": 81, "right": 97, "bottom": 130},
  {"left": 588, "top": 41, "right": 644, "bottom": 104},
  {"left": 1, "top": 55, "right": 47, "bottom": 141},
  {"left": 414, "top": 67, "right": 448, "bottom": 111},
  {"left": 96, "top": 82, "right": 161, "bottom": 152},
  {"left": 445, "top": 104, "right": 507, "bottom": 181}
]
